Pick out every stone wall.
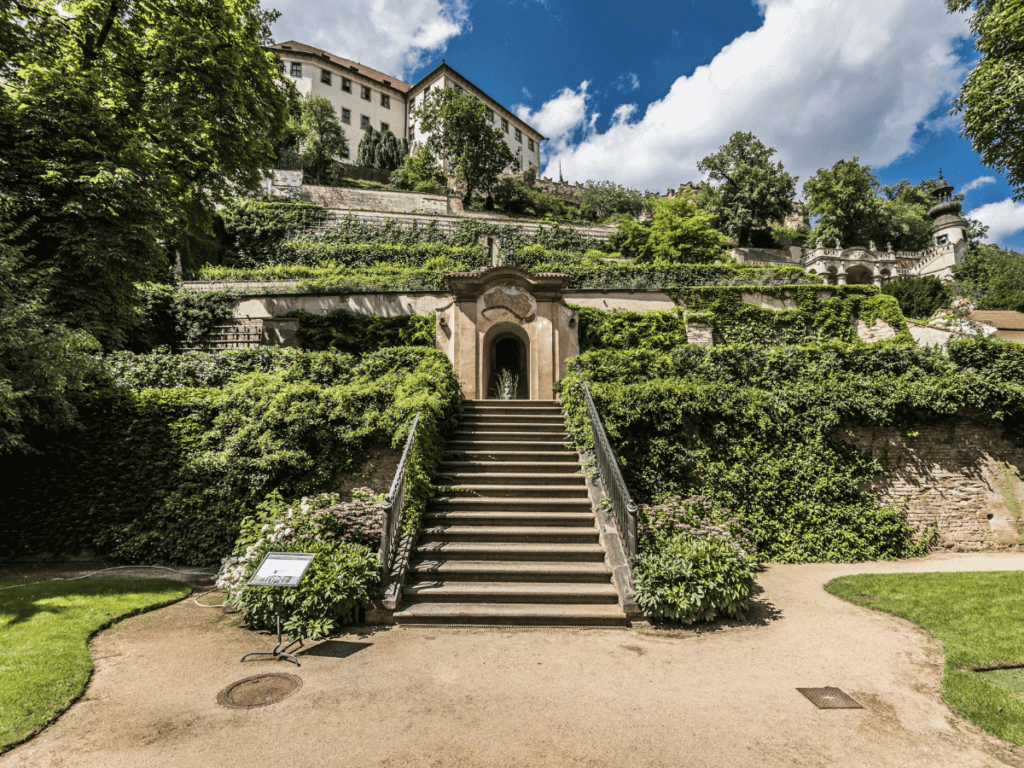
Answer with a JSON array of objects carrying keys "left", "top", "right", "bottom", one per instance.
[
  {"left": 839, "top": 424, "right": 1024, "bottom": 551},
  {"left": 298, "top": 185, "right": 458, "bottom": 215}
]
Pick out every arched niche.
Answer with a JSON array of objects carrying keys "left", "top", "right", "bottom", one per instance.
[{"left": 483, "top": 322, "right": 530, "bottom": 399}]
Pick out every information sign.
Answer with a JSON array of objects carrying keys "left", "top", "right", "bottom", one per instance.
[{"left": 248, "top": 552, "right": 316, "bottom": 587}]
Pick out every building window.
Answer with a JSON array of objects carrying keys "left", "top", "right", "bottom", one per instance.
[
  {"left": 290, "top": 62, "right": 302, "bottom": 77},
  {"left": 320, "top": 69, "right": 331, "bottom": 85},
  {"left": 409, "top": 127, "right": 415, "bottom": 142},
  {"left": 341, "top": 147, "right": 349, "bottom": 159},
  {"left": 341, "top": 78, "right": 351, "bottom": 92},
  {"left": 361, "top": 85, "right": 371, "bottom": 100},
  {"left": 360, "top": 115, "right": 370, "bottom": 130},
  {"left": 936, "top": 234, "right": 949, "bottom": 245},
  {"left": 453, "top": 85, "right": 462, "bottom": 93},
  {"left": 515, "top": 128, "right": 522, "bottom": 142},
  {"left": 381, "top": 122, "right": 389, "bottom": 133},
  {"left": 528, "top": 138, "right": 534, "bottom": 151},
  {"left": 424, "top": 86, "right": 430, "bottom": 97},
  {"left": 501, "top": 118, "right": 509, "bottom": 133},
  {"left": 486, "top": 108, "right": 494, "bottom": 122},
  {"left": 341, "top": 108, "right": 351, "bottom": 125},
  {"left": 381, "top": 93, "right": 390, "bottom": 108}
]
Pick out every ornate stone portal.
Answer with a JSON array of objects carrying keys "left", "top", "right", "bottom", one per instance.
[{"left": 436, "top": 266, "right": 579, "bottom": 400}]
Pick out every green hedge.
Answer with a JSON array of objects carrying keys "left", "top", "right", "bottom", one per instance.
[
  {"left": 220, "top": 199, "right": 327, "bottom": 265},
  {"left": 561, "top": 337, "right": 1024, "bottom": 563},
  {"left": 574, "top": 285, "right": 910, "bottom": 350},
  {"left": 130, "top": 283, "right": 236, "bottom": 352},
  {"left": 3, "top": 347, "right": 461, "bottom": 565},
  {"left": 295, "top": 309, "right": 435, "bottom": 353},
  {"left": 276, "top": 241, "right": 488, "bottom": 269}
]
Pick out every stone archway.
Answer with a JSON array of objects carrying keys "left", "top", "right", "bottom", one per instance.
[
  {"left": 845, "top": 265, "right": 874, "bottom": 285},
  {"left": 484, "top": 323, "right": 530, "bottom": 399},
  {"left": 436, "top": 267, "right": 578, "bottom": 401}
]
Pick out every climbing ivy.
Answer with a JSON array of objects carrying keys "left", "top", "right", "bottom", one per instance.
[{"left": 561, "top": 337, "right": 1024, "bottom": 563}]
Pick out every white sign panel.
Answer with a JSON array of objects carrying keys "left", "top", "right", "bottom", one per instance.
[{"left": 248, "top": 552, "right": 316, "bottom": 587}]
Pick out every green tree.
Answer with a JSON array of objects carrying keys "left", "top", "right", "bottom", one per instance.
[
  {"left": 878, "top": 180, "right": 937, "bottom": 252},
  {"left": 639, "top": 198, "right": 729, "bottom": 264},
  {"left": 947, "top": 0, "right": 1024, "bottom": 200},
  {"left": 609, "top": 219, "right": 652, "bottom": 259},
  {"left": 578, "top": 180, "right": 652, "bottom": 220},
  {"left": 356, "top": 125, "right": 380, "bottom": 167},
  {"left": 413, "top": 89, "right": 517, "bottom": 203},
  {"left": 293, "top": 94, "right": 348, "bottom": 184},
  {"left": 954, "top": 243, "right": 1024, "bottom": 311},
  {"left": 881, "top": 276, "right": 952, "bottom": 319},
  {"left": 696, "top": 132, "right": 798, "bottom": 246},
  {"left": 803, "top": 159, "right": 887, "bottom": 248},
  {"left": 390, "top": 144, "right": 447, "bottom": 193},
  {"left": 0, "top": 0, "right": 291, "bottom": 347},
  {"left": 0, "top": 206, "right": 102, "bottom": 454}
]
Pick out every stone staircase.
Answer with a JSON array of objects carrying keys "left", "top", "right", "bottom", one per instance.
[{"left": 392, "top": 400, "right": 629, "bottom": 627}]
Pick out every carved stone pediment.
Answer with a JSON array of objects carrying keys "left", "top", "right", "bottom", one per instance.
[
  {"left": 482, "top": 282, "right": 536, "bottom": 321},
  {"left": 444, "top": 265, "right": 570, "bottom": 301}
]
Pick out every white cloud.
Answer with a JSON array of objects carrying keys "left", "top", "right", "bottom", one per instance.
[
  {"left": 961, "top": 176, "right": 997, "bottom": 194},
  {"left": 615, "top": 72, "right": 641, "bottom": 92},
  {"left": 521, "top": 86, "right": 533, "bottom": 100},
  {"left": 514, "top": 82, "right": 594, "bottom": 155},
  {"left": 543, "top": 0, "right": 971, "bottom": 193},
  {"left": 271, "top": 0, "right": 469, "bottom": 81},
  {"left": 967, "top": 198, "right": 1024, "bottom": 245}
]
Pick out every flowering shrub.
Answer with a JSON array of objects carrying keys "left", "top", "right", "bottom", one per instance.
[
  {"left": 217, "top": 490, "right": 383, "bottom": 640},
  {"left": 633, "top": 495, "right": 758, "bottom": 624}
]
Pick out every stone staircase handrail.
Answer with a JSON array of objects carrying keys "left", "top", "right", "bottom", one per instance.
[
  {"left": 580, "top": 381, "right": 638, "bottom": 559},
  {"left": 381, "top": 412, "right": 420, "bottom": 581}
]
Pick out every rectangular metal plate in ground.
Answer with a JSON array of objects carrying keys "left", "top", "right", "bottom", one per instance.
[
  {"left": 797, "top": 687, "right": 863, "bottom": 709},
  {"left": 248, "top": 552, "right": 316, "bottom": 587}
]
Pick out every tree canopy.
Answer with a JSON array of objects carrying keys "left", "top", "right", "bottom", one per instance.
[
  {"left": 280, "top": 94, "right": 349, "bottom": 184},
  {"left": 356, "top": 127, "right": 407, "bottom": 172},
  {"left": 696, "top": 132, "right": 798, "bottom": 246},
  {"left": 412, "top": 88, "right": 517, "bottom": 203},
  {"left": 947, "top": 0, "right": 1024, "bottom": 200},
  {"left": 578, "top": 180, "right": 653, "bottom": 220},
  {"left": 954, "top": 243, "right": 1024, "bottom": 311},
  {"left": 611, "top": 198, "right": 729, "bottom": 264},
  {"left": 880, "top": 276, "right": 952, "bottom": 320},
  {"left": 0, "top": 0, "right": 292, "bottom": 346}
]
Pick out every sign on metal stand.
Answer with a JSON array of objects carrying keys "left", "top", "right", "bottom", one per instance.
[{"left": 241, "top": 552, "right": 316, "bottom": 667}]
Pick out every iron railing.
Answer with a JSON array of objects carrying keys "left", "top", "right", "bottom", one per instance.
[
  {"left": 380, "top": 413, "right": 419, "bottom": 580},
  {"left": 580, "top": 381, "right": 638, "bottom": 559}
]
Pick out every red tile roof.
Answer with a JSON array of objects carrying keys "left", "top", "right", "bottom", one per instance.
[
  {"left": 271, "top": 41, "right": 412, "bottom": 93},
  {"left": 967, "top": 310, "right": 1024, "bottom": 330}
]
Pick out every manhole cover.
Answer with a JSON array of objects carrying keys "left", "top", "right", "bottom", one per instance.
[
  {"left": 797, "top": 687, "right": 863, "bottom": 709},
  {"left": 217, "top": 673, "right": 302, "bottom": 709}
]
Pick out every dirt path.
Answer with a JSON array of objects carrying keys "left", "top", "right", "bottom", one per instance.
[{"left": 4, "top": 552, "right": 1024, "bottom": 767}]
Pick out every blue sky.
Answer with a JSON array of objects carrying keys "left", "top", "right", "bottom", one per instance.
[{"left": 272, "top": 0, "right": 1023, "bottom": 249}]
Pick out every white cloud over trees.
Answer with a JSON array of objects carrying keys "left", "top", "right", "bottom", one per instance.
[
  {"left": 270, "top": 0, "right": 469, "bottom": 81},
  {"left": 967, "top": 199, "right": 1024, "bottom": 247},
  {"left": 535, "top": 0, "right": 971, "bottom": 191}
]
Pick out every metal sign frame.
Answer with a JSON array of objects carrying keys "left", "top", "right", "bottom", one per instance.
[
  {"left": 242, "top": 552, "right": 316, "bottom": 666},
  {"left": 247, "top": 552, "right": 316, "bottom": 587}
]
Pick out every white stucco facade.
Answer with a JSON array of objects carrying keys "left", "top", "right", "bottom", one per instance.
[{"left": 270, "top": 42, "right": 545, "bottom": 169}]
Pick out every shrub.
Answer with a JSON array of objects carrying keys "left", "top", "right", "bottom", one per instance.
[
  {"left": 881, "top": 276, "right": 952, "bottom": 320},
  {"left": 219, "top": 199, "right": 326, "bottom": 264},
  {"left": 633, "top": 535, "right": 758, "bottom": 624},
  {"left": 295, "top": 309, "right": 434, "bottom": 354},
  {"left": 130, "top": 283, "right": 236, "bottom": 352},
  {"left": 3, "top": 347, "right": 461, "bottom": 565},
  {"left": 218, "top": 490, "right": 383, "bottom": 639}
]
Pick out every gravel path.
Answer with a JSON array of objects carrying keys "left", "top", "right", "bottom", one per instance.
[{"left": 4, "top": 552, "right": 1024, "bottom": 767}]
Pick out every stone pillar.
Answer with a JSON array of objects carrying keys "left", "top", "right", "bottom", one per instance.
[
  {"left": 837, "top": 272, "right": 848, "bottom": 285},
  {"left": 686, "top": 322, "right": 714, "bottom": 346}
]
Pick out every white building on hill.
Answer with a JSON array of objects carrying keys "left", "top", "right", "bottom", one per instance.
[{"left": 269, "top": 41, "right": 545, "bottom": 170}]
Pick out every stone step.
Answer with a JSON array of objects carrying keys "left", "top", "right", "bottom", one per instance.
[
  {"left": 429, "top": 497, "right": 593, "bottom": 513},
  {"left": 464, "top": 400, "right": 560, "bottom": 408},
  {"left": 451, "top": 432, "right": 569, "bottom": 443},
  {"left": 461, "top": 413, "right": 565, "bottom": 424},
  {"left": 455, "top": 423, "right": 568, "bottom": 434},
  {"left": 414, "top": 541, "right": 607, "bottom": 562},
  {"left": 424, "top": 511, "right": 596, "bottom": 527},
  {"left": 434, "top": 485, "right": 590, "bottom": 499},
  {"left": 420, "top": 525, "right": 599, "bottom": 544},
  {"left": 446, "top": 441, "right": 573, "bottom": 453},
  {"left": 436, "top": 473, "right": 586, "bottom": 487},
  {"left": 392, "top": 601, "right": 629, "bottom": 627},
  {"left": 443, "top": 450, "right": 576, "bottom": 462},
  {"left": 408, "top": 560, "right": 613, "bottom": 583},
  {"left": 403, "top": 581, "right": 619, "bottom": 604},
  {"left": 439, "top": 460, "right": 581, "bottom": 474}
]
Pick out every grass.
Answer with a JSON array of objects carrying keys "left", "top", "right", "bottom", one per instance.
[
  {"left": 0, "top": 577, "right": 190, "bottom": 754},
  {"left": 826, "top": 571, "right": 1024, "bottom": 745}
]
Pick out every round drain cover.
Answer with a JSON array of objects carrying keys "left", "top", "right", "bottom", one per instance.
[{"left": 217, "top": 673, "right": 302, "bottom": 709}]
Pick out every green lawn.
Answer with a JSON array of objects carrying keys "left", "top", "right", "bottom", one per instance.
[
  {"left": 0, "top": 578, "right": 189, "bottom": 753},
  {"left": 826, "top": 571, "right": 1024, "bottom": 745}
]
